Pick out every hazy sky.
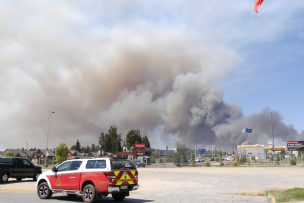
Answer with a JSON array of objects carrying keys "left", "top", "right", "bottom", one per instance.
[{"left": 0, "top": 1, "right": 304, "bottom": 150}]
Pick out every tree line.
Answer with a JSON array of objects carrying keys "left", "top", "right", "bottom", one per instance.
[
  {"left": 53, "top": 126, "right": 151, "bottom": 164},
  {"left": 69, "top": 126, "right": 151, "bottom": 153}
]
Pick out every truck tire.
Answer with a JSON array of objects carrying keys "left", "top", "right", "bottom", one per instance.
[
  {"left": 37, "top": 182, "right": 52, "bottom": 199},
  {"left": 16, "top": 178, "right": 22, "bottom": 182},
  {"left": 112, "top": 192, "right": 126, "bottom": 201},
  {"left": 0, "top": 172, "right": 9, "bottom": 183},
  {"left": 82, "top": 184, "right": 97, "bottom": 203}
]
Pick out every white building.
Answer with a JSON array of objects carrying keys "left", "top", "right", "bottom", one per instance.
[{"left": 237, "top": 144, "right": 266, "bottom": 160}]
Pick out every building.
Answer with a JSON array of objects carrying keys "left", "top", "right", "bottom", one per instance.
[
  {"left": 237, "top": 144, "right": 266, "bottom": 160},
  {"left": 32, "top": 149, "right": 55, "bottom": 165},
  {"left": 114, "top": 151, "right": 136, "bottom": 160},
  {"left": 67, "top": 150, "right": 81, "bottom": 160}
]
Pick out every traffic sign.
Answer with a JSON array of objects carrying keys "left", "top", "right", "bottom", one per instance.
[{"left": 287, "top": 141, "right": 304, "bottom": 151}]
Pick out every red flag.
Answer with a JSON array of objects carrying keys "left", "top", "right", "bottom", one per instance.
[{"left": 254, "top": 0, "right": 264, "bottom": 13}]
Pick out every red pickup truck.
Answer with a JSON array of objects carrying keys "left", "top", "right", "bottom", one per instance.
[{"left": 36, "top": 158, "right": 139, "bottom": 202}]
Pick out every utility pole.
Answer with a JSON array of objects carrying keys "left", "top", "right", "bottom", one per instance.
[
  {"left": 45, "top": 111, "right": 55, "bottom": 168},
  {"left": 194, "top": 145, "right": 199, "bottom": 159},
  {"left": 271, "top": 112, "right": 274, "bottom": 151}
]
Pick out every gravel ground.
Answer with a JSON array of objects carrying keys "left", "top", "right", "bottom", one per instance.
[{"left": 1, "top": 167, "right": 304, "bottom": 202}]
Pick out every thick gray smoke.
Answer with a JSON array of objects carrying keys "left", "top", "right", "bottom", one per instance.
[
  {"left": 1, "top": 25, "right": 301, "bottom": 148},
  {"left": 0, "top": 2, "right": 303, "bottom": 149}
]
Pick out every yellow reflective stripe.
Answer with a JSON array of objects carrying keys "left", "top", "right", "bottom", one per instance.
[
  {"left": 112, "top": 170, "right": 137, "bottom": 185},
  {"left": 123, "top": 174, "right": 131, "bottom": 180}
]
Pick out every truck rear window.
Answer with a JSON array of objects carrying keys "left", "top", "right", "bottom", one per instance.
[
  {"left": 111, "top": 160, "right": 136, "bottom": 170},
  {"left": 86, "top": 160, "right": 106, "bottom": 169}
]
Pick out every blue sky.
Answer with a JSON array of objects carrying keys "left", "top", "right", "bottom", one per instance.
[{"left": 218, "top": 17, "right": 304, "bottom": 131}]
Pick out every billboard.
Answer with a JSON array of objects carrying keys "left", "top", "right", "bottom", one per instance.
[
  {"left": 287, "top": 141, "right": 304, "bottom": 151},
  {"left": 134, "top": 144, "right": 145, "bottom": 148},
  {"left": 242, "top": 128, "right": 252, "bottom": 134},
  {"left": 134, "top": 143, "right": 145, "bottom": 156},
  {"left": 197, "top": 149, "right": 206, "bottom": 155}
]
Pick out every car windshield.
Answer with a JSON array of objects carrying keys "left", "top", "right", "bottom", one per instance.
[{"left": 111, "top": 159, "right": 136, "bottom": 170}]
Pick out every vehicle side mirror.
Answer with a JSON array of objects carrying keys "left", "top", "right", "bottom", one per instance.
[{"left": 52, "top": 167, "right": 57, "bottom": 173}]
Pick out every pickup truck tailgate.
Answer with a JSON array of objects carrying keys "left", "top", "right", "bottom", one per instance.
[{"left": 106, "top": 170, "right": 138, "bottom": 186}]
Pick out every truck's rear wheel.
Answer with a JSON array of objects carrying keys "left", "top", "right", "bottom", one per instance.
[
  {"left": 112, "top": 192, "right": 126, "bottom": 201},
  {"left": 37, "top": 182, "right": 52, "bottom": 199},
  {"left": 0, "top": 172, "right": 9, "bottom": 183},
  {"left": 82, "top": 184, "right": 97, "bottom": 203}
]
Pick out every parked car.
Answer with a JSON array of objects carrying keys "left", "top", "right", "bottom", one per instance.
[
  {"left": 224, "top": 156, "right": 232, "bottom": 161},
  {"left": 0, "top": 157, "right": 42, "bottom": 183},
  {"left": 133, "top": 159, "right": 146, "bottom": 167},
  {"left": 37, "top": 158, "right": 139, "bottom": 202},
  {"left": 194, "top": 157, "right": 204, "bottom": 162}
]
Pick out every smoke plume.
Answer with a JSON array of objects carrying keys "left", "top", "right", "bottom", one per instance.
[{"left": 0, "top": 1, "right": 302, "bottom": 149}]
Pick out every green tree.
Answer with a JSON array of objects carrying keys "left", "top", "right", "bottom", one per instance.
[
  {"left": 191, "top": 153, "right": 196, "bottom": 166},
  {"left": 99, "top": 126, "right": 122, "bottom": 153},
  {"left": 126, "top": 129, "right": 143, "bottom": 148},
  {"left": 173, "top": 143, "right": 188, "bottom": 167},
  {"left": 81, "top": 145, "right": 90, "bottom": 153},
  {"left": 91, "top": 144, "right": 97, "bottom": 152},
  {"left": 71, "top": 139, "right": 81, "bottom": 152},
  {"left": 4, "top": 150, "right": 14, "bottom": 157},
  {"left": 218, "top": 149, "right": 223, "bottom": 161},
  {"left": 142, "top": 136, "right": 151, "bottom": 148},
  {"left": 150, "top": 151, "right": 160, "bottom": 164},
  {"left": 55, "top": 142, "right": 69, "bottom": 164},
  {"left": 208, "top": 150, "right": 213, "bottom": 158}
]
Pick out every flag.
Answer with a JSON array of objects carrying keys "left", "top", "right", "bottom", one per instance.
[{"left": 254, "top": 0, "right": 264, "bottom": 13}]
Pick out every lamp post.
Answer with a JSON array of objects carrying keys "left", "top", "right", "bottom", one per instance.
[
  {"left": 45, "top": 111, "right": 55, "bottom": 167},
  {"left": 271, "top": 112, "right": 274, "bottom": 151},
  {"left": 194, "top": 145, "right": 199, "bottom": 159}
]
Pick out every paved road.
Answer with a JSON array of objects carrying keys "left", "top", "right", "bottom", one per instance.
[
  {"left": 0, "top": 192, "right": 266, "bottom": 203},
  {"left": 3, "top": 167, "right": 303, "bottom": 203}
]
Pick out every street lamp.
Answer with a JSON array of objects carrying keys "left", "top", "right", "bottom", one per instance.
[
  {"left": 45, "top": 111, "right": 55, "bottom": 167},
  {"left": 194, "top": 145, "right": 199, "bottom": 159},
  {"left": 271, "top": 111, "right": 274, "bottom": 151}
]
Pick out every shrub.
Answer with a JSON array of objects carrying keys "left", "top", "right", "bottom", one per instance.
[
  {"left": 4, "top": 150, "right": 14, "bottom": 157},
  {"left": 232, "top": 161, "right": 239, "bottom": 167},
  {"left": 240, "top": 157, "right": 247, "bottom": 164},
  {"left": 290, "top": 159, "right": 297, "bottom": 166},
  {"left": 204, "top": 162, "right": 210, "bottom": 167},
  {"left": 55, "top": 142, "right": 69, "bottom": 164},
  {"left": 220, "top": 162, "right": 224, "bottom": 167}
]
